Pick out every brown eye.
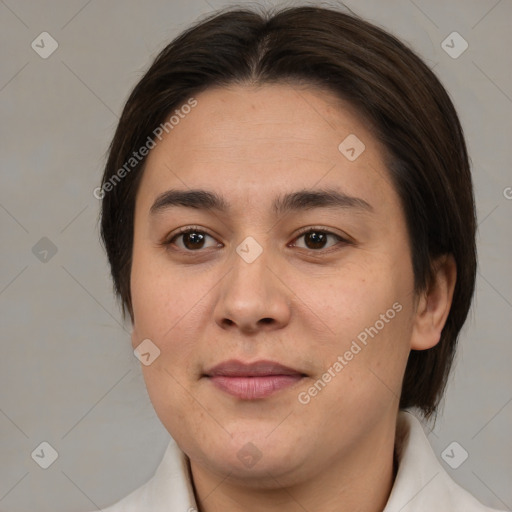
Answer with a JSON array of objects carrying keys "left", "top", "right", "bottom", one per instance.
[
  {"left": 181, "top": 231, "right": 206, "bottom": 250},
  {"left": 304, "top": 231, "right": 328, "bottom": 249},
  {"left": 293, "top": 230, "right": 346, "bottom": 251},
  {"left": 168, "top": 229, "right": 219, "bottom": 251}
]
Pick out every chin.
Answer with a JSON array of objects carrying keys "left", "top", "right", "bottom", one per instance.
[
  {"left": 202, "top": 450, "right": 303, "bottom": 487},
  {"left": 202, "top": 429, "right": 306, "bottom": 478}
]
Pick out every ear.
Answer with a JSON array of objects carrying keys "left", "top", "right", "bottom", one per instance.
[{"left": 410, "top": 254, "right": 457, "bottom": 351}]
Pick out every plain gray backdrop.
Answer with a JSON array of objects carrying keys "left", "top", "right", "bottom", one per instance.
[{"left": 1, "top": 0, "right": 511, "bottom": 510}]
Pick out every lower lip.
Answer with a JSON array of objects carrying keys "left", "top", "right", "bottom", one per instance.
[{"left": 208, "top": 375, "right": 303, "bottom": 399}]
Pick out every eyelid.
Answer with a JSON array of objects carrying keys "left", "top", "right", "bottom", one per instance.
[
  {"left": 289, "top": 226, "right": 352, "bottom": 254},
  {"left": 291, "top": 225, "right": 352, "bottom": 244},
  {"left": 165, "top": 225, "right": 220, "bottom": 247}
]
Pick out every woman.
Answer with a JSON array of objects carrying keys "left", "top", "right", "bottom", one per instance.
[{"left": 92, "top": 5, "right": 504, "bottom": 511}]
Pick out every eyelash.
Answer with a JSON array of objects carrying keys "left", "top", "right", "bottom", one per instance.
[{"left": 162, "top": 225, "right": 351, "bottom": 254}]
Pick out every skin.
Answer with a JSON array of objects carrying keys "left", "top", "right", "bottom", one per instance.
[{"left": 130, "top": 83, "right": 456, "bottom": 512}]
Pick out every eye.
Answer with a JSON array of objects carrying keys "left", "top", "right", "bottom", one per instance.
[
  {"left": 163, "top": 226, "right": 350, "bottom": 253},
  {"left": 165, "top": 227, "right": 220, "bottom": 251},
  {"left": 291, "top": 228, "right": 348, "bottom": 251}
]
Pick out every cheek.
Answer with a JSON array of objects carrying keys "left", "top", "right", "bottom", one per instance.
[
  {"left": 298, "top": 254, "right": 414, "bottom": 385},
  {"left": 295, "top": 258, "right": 405, "bottom": 336},
  {"left": 141, "top": 363, "right": 201, "bottom": 445},
  {"left": 131, "top": 248, "right": 212, "bottom": 342}
]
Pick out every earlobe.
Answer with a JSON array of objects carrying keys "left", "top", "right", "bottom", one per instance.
[{"left": 410, "top": 254, "right": 457, "bottom": 351}]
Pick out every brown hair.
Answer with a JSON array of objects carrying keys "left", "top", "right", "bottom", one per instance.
[{"left": 98, "top": 5, "right": 476, "bottom": 418}]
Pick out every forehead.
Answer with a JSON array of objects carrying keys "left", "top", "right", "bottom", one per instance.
[{"left": 136, "top": 83, "right": 396, "bottom": 215}]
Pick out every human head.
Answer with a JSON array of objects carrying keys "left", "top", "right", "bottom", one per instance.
[{"left": 98, "top": 5, "right": 475, "bottom": 421}]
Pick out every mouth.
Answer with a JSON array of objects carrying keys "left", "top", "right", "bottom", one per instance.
[{"left": 203, "top": 359, "right": 306, "bottom": 400}]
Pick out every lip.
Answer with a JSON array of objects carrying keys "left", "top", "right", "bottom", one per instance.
[{"left": 204, "top": 359, "right": 305, "bottom": 400}]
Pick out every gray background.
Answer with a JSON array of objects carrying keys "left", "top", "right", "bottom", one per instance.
[{"left": 1, "top": 0, "right": 511, "bottom": 510}]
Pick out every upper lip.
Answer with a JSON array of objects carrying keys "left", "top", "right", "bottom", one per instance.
[{"left": 205, "top": 359, "right": 304, "bottom": 377}]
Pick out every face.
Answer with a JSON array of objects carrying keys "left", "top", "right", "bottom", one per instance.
[{"left": 130, "top": 83, "right": 420, "bottom": 486}]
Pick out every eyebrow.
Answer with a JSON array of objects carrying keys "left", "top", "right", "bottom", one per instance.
[{"left": 149, "top": 188, "right": 373, "bottom": 217}]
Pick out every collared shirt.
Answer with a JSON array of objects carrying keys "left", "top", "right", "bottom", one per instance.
[{"left": 95, "top": 410, "right": 504, "bottom": 512}]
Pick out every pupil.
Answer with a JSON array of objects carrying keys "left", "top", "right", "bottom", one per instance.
[
  {"left": 185, "top": 232, "right": 204, "bottom": 249},
  {"left": 306, "top": 232, "right": 326, "bottom": 249}
]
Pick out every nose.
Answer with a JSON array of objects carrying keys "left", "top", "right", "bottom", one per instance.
[{"left": 213, "top": 243, "right": 292, "bottom": 334}]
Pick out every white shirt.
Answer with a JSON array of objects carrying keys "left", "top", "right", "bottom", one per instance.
[{"left": 96, "top": 410, "right": 504, "bottom": 512}]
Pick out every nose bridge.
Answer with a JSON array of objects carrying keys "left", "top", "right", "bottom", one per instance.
[
  {"left": 228, "top": 234, "right": 272, "bottom": 302},
  {"left": 214, "top": 234, "right": 290, "bottom": 331}
]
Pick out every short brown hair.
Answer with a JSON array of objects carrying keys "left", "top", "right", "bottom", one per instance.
[{"left": 98, "top": 5, "right": 477, "bottom": 418}]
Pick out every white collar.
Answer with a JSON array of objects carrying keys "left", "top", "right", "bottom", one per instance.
[
  {"left": 103, "top": 410, "right": 501, "bottom": 511},
  {"left": 382, "top": 410, "right": 499, "bottom": 511}
]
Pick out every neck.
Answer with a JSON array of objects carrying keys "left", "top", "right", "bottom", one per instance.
[{"left": 189, "top": 413, "right": 399, "bottom": 512}]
